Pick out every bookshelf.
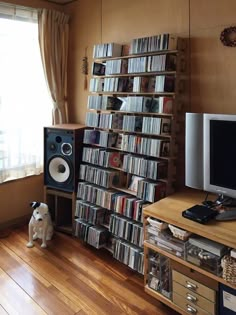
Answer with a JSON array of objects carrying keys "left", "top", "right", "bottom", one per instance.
[{"left": 75, "top": 34, "right": 187, "bottom": 274}]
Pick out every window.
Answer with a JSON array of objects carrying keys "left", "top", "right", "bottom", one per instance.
[{"left": 0, "top": 5, "right": 52, "bottom": 183}]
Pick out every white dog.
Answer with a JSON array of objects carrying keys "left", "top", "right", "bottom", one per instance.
[{"left": 26, "top": 202, "right": 53, "bottom": 248}]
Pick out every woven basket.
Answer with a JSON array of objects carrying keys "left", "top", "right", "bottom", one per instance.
[{"left": 221, "top": 255, "right": 236, "bottom": 284}]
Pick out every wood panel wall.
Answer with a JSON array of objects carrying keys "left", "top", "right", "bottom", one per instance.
[
  {"left": 65, "top": 0, "right": 189, "bottom": 124},
  {"left": 190, "top": 0, "right": 236, "bottom": 114}
]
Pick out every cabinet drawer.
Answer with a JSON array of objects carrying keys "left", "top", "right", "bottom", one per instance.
[
  {"left": 173, "top": 281, "right": 216, "bottom": 314},
  {"left": 171, "top": 260, "right": 218, "bottom": 290},
  {"left": 172, "top": 270, "right": 216, "bottom": 302},
  {"left": 173, "top": 292, "right": 214, "bottom": 315}
]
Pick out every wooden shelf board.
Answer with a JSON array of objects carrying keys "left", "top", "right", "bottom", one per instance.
[
  {"left": 93, "top": 70, "right": 176, "bottom": 79},
  {"left": 55, "top": 225, "right": 73, "bottom": 235},
  {"left": 143, "top": 188, "right": 236, "bottom": 249},
  {"left": 88, "top": 109, "right": 173, "bottom": 117},
  {"left": 94, "top": 49, "right": 179, "bottom": 62},
  {"left": 44, "top": 188, "right": 75, "bottom": 199},
  {"left": 93, "top": 127, "right": 171, "bottom": 139},
  {"left": 91, "top": 92, "right": 175, "bottom": 96}
]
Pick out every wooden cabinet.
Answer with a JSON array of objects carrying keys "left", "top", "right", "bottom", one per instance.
[
  {"left": 143, "top": 188, "right": 236, "bottom": 314},
  {"left": 76, "top": 34, "right": 187, "bottom": 273},
  {"left": 44, "top": 187, "right": 76, "bottom": 235}
]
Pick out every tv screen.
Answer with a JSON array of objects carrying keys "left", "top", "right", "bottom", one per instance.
[{"left": 204, "top": 114, "right": 236, "bottom": 199}]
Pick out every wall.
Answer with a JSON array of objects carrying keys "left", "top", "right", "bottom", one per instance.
[
  {"left": 189, "top": 0, "right": 236, "bottom": 114},
  {"left": 65, "top": 0, "right": 189, "bottom": 124},
  {"left": 0, "top": 0, "right": 61, "bottom": 228},
  {"left": 66, "top": 0, "right": 236, "bottom": 119}
]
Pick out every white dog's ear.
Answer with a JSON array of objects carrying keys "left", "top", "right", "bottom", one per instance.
[{"left": 30, "top": 202, "right": 40, "bottom": 209}]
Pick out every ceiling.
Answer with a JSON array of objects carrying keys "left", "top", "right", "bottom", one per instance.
[{"left": 45, "top": 0, "right": 76, "bottom": 4}]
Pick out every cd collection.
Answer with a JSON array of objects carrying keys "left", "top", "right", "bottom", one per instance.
[
  {"left": 122, "top": 154, "right": 167, "bottom": 180},
  {"left": 75, "top": 200, "right": 107, "bottom": 225},
  {"left": 87, "top": 95, "right": 173, "bottom": 114},
  {"left": 83, "top": 129, "right": 170, "bottom": 158},
  {"left": 79, "top": 164, "right": 119, "bottom": 188},
  {"left": 147, "top": 54, "right": 176, "bottom": 72},
  {"left": 83, "top": 146, "right": 168, "bottom": 180},
  {"left": 113, "top": 238, "right": 144, "bottom": 274},
  {"left": 81, "top": 34, "right": 182, "bottom": 274},
  {"left": 127, "top": 54, "right": 176, "bottom": 73},
  {"left": 85, "top": 111, "right": 171, "bottom": 136},
  {"left": 92, "top": 62, "right": 106, "bottom": 76},
  {"left": 92, "top": 34, "right": 178, "bottom": 59},
  {"left": 82, "top": 147, "right": 122, "bottom": 168},
  {"left": 112, "top": 193, "right": 149, "bottom": 221},
  {"left": 137, "top": 180, "right": 166, "bottom": 203},
  {"left": 74, "top": 218, "right": 109, "bottom": 249},
  {"left": 89, "top": 75, "right": 175, "bottom": 93},
  {"left": 83, "top": 146, "right": 168, "bottom": 181},
  {"left": 93, "top": 42, "right": 122, "bottom": 59},
  {"left": 155, "top": 75, "right": 175, "bottom": 93},
  {"left": 130, "top": 33, "right": 178, "bottom": 54},
  {"left": 77, "top": 182, "right": 116, "bottom": 210},
  {"left": 83, "top": 129, "right": 117, "bottom": 148},
  {"left": 77, "top": 182, "right": 148, "bottom": 223},
  {"left": 105, "top": 59, "right": 128, "bottom": 75},
  {"left": 127, "top": 57, "right": 147, "bottom": 73},
  {"left": 109, "top": 213, "right": 143, "bottom": 247}
]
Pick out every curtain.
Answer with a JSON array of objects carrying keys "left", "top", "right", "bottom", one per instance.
[
  {"left": 38, "top": 9, "right": 70, "bottom": 124},
  {"left": 0, "top": 4, "right": 52, "bottom": 183}
]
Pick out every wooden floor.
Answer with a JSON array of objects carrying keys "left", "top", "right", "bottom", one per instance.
[{"left": 0, "top": 225, "right": 178, "bottom": 315}]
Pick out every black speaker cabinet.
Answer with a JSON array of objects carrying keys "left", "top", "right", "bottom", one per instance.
[{"left": 44, "top": 124, "right": 85, "bottom": 192}]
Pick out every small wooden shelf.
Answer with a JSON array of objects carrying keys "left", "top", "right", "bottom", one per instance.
[{"left": 44, "top": 186, "right": 76, "bottom": 235}]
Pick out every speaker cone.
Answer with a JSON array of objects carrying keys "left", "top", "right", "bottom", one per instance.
[
  {"left": 48, "top": 157, "right": 71, "bottom": 183},
  {"left": 61, "top": 143, "right": 72, "bottom": 156}
]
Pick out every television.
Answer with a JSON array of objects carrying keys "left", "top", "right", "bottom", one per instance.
[
  {"left": 203, "top": 113, "right": 236, "bottom": 199},
  {"left": 185, "top": 113, "right": 236, "bottom": 200}
]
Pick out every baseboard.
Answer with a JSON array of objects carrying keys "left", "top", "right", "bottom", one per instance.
[{"left": 0, "top": 214, "right": 30, "bottom": 231}]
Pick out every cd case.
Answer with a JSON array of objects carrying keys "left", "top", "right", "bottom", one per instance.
[{"left": 182, "top": 205, "right": 218, "bottom": 224}]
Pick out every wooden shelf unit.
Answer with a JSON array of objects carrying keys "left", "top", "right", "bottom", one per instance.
[
  {"left": 143, "top": 188, "right": 236, "bottom": 315},
  {"left": 76, "top": 35, "right": 187, "bottom": 273},
  {"left": 44, "top": 186, "right": 76, "bottom": 235}
]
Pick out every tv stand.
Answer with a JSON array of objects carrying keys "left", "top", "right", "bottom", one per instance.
[{"left": 143, "top": 188, "right": 236, "bottom": 315}]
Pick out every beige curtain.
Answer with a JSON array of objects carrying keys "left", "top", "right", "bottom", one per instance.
[{"left": 38, "top": 9, "right": 69, "bottom": 124}]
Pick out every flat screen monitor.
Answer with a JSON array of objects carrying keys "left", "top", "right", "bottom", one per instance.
[{"left": 204, "top": 113, "right": 236, "bottom": 199}]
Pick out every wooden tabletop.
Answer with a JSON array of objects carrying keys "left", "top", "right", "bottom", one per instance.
[{"left": 144, "top": 188, "right": 236, "bottom": 249}]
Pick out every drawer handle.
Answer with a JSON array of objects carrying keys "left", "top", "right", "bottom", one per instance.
[
  {"left": 186, "top": 304, "right": 197, "bottom": 314},
  {"left": 186, "top": 293, "right": 197, "bottom": 303},
  {"left": 186, "top": 281, "right": 197, "bottom": 291}
]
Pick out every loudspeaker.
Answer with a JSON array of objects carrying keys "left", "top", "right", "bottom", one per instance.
[
  {"left": 185, "top": 113, "right": 204, "bottom": 189},
  {"left": 44, "top": 124, "right": 84, "bottom": 192}
]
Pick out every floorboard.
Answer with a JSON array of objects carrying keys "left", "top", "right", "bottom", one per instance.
[{"left": 0, "top": 226, "right": 178, "bottom": 315}]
